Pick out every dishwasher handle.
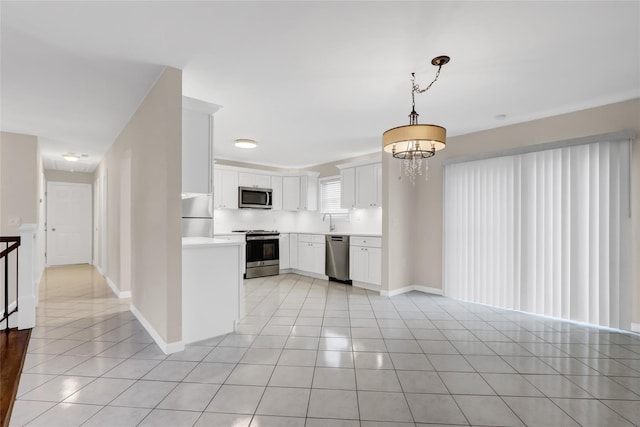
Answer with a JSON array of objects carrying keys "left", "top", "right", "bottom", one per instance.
[{"left": 326, "top": 235, "right": 349, "bottom": 243}]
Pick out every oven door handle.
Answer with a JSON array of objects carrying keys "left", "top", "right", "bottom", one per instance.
[{"left": 246, "top": 235, "right": 279, "bottom": 241}]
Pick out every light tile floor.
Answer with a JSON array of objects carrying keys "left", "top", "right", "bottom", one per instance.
[{"left": 10, "top": 264, "right": 640, "bottom": 426}]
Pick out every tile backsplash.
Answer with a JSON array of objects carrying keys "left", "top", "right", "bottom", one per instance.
[{"left": 213, "top": 208, "right": 381, "bottom": 235}]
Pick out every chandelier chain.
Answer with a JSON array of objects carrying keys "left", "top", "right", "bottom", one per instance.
[{"left": 411, "top": 64, "right": 444, "bottom": 111}]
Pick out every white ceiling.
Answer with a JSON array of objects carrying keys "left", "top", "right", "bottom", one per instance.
[{"left": 2, "top": 1, "right": 639, "bottom": 172}]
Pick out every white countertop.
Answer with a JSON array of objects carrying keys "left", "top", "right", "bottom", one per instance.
[
  {"left": 213, "top": 231, "right": 382, "bottom": 238},
  {"left": 182, "top": 237, "right": 245, "bottom": 248},
  {"left": 279, "top": 231, "right": 382, "bottom": 237}
]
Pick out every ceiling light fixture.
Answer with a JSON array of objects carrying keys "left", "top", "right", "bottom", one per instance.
[
  {"left": 62, "top": 154, "right": 80, "bottom": 162},
  {"left": 383, "top": 55, "right": 450, "bottom": 184},
  {"left": 234, "top": 138, "right": 257, "bottom": 149}
]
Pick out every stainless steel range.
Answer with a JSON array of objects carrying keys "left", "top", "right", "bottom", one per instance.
[{"left": 233, "top": 230, "right": 280, "bottom": 279}]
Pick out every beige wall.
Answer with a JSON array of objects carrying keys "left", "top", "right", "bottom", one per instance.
[
  {"left": 95, "top": 67, "right": 183, "bottom": 344},
  {"left": 0, "top": 132, "right": 40, "bottom": 314},
  {"left": 307, "top": 152, "right": 381, "bottom": 178},
  {"left": 36, "top": 143, "right": 45, "bottom": 281},
  {"left": 394, "top": 99, "right": 640, "bottom": 323},
  {"left": 0, "top": 132, "right": 39, "bottom": 235},
  {"left": 382, "top": 155, "right": 415, "bottom": 293},
  {"left": 45, "top": 170, "right": 94, "bottom": 185}
]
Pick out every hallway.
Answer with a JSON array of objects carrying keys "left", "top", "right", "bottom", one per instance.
[{"left": 9, "top": 264, "right": 640, "bottom": 426}]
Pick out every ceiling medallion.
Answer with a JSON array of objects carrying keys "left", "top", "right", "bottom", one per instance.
[{"left": 383, "top": 55, "right": 450, "bottom": 185}]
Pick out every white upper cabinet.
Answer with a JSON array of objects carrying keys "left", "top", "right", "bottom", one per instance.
[
  {"left": 341, "top": 167, "right": 356, "bottom": 209},
  {"left": 282, "top": 174, "right": 319, "bottom": 211},
  {"left": 182, "top": 97, "right": 220, "bottom": 194},
  {"left": 301, "top": 175, "right": 318, "bottom": 211},
  {"left": 282, "top": 176, "right": 301, "bottom": 211},
  {"left": 213, "top": 169, "right": 239, "bottom": 209},
  {"left": 338, "top": 160, "right": 382, "bottom": 209},
  {"left": 238, "top": 172, "right": 271, "bottom": 189},
  {"left": 356, "top": 163, "right": 380, "bottom": 208},
  {"left": 212, "top": 165, "right": 318, "bottom": 212},
  {"left": 374, "top": 163, "right": 382, "bottom": 206},
  {"left": 271, "top": 176, "right": 283, "bottom": 210}
]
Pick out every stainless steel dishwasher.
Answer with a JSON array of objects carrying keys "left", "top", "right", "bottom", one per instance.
[{"left": 325, "top": 235, "right": 351, "bottom": 283}]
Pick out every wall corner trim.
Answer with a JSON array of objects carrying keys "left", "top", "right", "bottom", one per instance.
[
  {"left": 130, "top": 304, "right": 184, "bottom": 354},
  {"left": 380, "top": 285, "right": 443, "bottom": 297},
  {"left": 631, "top": 323, "right": 640, "bottom": 333}
]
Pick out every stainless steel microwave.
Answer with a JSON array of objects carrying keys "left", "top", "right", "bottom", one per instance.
[{"left": 238, "top": 187, "right": 273, "bottom": 209}]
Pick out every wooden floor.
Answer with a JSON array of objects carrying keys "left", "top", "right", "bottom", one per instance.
[{"left": 0, "top": 328, "right": 31, "bottom": 427}]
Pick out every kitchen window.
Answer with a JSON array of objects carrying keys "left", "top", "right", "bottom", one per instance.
[{"left": 320, "top": 176, "right": 349, "bottom": 218}]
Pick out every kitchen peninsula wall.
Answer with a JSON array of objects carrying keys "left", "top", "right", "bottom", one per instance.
[{"left": 213, "top": 153, "right": 382, "bottom": 235}]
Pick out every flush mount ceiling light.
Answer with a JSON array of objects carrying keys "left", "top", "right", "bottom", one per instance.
[
  {"left": 383, "top": 55, "right": 450, "bottom": 184},
  {"left": 62, "top": 153, "right": 80, "bottom": 162},
  {"left": 234, "top": 138, "right": 257, "bottom": 149}
]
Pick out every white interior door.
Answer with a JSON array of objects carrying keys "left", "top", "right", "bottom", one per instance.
[{"left": 47, "top": 182, "right": 92, "bottom": 266}]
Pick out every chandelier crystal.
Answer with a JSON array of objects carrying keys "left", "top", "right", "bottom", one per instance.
[{"left": 383, "top": 56, "right": 450, "bottom": 185}]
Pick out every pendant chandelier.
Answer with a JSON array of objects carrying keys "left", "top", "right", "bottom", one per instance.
[{"left": 383, "top": 55, "right": 450, "bottom": 184}]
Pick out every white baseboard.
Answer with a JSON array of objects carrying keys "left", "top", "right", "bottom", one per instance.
[
  {"left": 380, "top": 284, "right": 443, "bottom": 297},
  {"left": 106, "top": 276, "right": 119, "bottom": 297},
  {"left": 130, "top": 304, "right": 184, "bottom": 354},
  {"left": 631, "top": 323, "right": 640, "bottom": 333},
  {"left": 95, "top": 264, "right": 104, "bottom": 276},
  {"left": 106, "top": 276, "right": 131, "bottom": 299},
  {"left": 352, "top": 281, "right": 381, "bottom": 293}
]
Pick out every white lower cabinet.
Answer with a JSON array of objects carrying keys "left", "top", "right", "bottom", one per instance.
[
  {"left": 289, "top": 233, "right": 298, "bottom": 269},
  {"left": 279, "top": 234, "right": 290, "bottom": 270},
  {"left": 350, "top": 236, "right": 382, "bottom": 287},
  {"left": 298, "top": 234, "right": 325, "bottom": 276}
]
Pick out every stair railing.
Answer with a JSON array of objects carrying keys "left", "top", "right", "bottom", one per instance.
[{"left": 1, "top": 236, "right": 21, "bottom": 332}]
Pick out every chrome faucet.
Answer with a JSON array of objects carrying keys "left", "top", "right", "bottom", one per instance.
[{"left": 322, "top": 213, "right": 335, "bottom": 232}]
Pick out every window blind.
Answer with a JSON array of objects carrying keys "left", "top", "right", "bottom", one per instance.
[
  {"left": 320, "top": 177, "right": 349, "bottom": 216},
  {"left": 443, "top": 139, "right": 632, "bottom": 329}
]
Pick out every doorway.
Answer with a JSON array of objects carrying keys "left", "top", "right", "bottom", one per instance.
[{"left": 46, "top": 182, "right": 92, "bottom": 266}]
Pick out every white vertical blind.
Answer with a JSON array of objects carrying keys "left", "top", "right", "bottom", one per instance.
[
  {"left": 444, "top": 139, "right": 631, "bottom": 329},
  {"left": 320, "top": 177, "right": 349, "bottom": 216}
]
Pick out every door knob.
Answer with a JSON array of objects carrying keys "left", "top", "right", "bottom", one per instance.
[{"left": 52, "top": 228, "right": 56, "bottom": 231}]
